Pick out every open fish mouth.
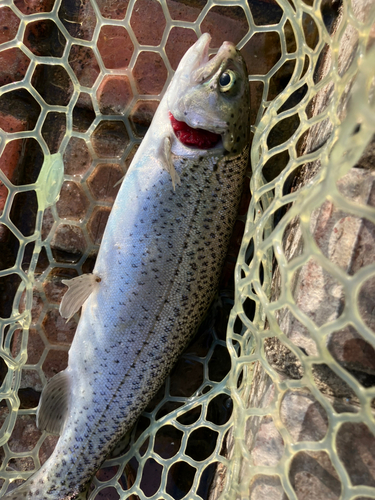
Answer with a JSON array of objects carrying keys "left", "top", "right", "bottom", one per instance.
[{"left": 169, "top": 112, "right": 221, "bottom": 149}]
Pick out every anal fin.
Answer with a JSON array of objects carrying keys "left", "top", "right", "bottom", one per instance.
[
  {"left": 36, "top": 369, "right": 71, "bottom": 435},
  {"left": 59, "top": 273, "right": 100, "bottom": 321}
]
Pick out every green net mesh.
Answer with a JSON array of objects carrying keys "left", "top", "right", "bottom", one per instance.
[{"left": 0, "top": 0, "right": 375, "bottom": 498}]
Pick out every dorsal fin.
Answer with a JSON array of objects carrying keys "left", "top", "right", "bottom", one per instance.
[
  {"left": 59, "top": 273, "right": 100, "bottom": 321},
  {"left": 36, "top": 370, "right": 71, "bottom": 435}
]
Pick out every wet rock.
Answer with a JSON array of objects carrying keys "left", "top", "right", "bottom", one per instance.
[
  {"left": 56, "top": 181, "right": 90, "bottom": 221},
  {"left": 0, "top": 48, "right": 30, "bottom": 87},
  {"left": 130, "top": 0, "right": 166, "bottom": 46},
  {"left": 129, "top": 100, "right": 159, "bottom": 137},
  {"left": 133, "top": 52, "right": 168, "bottom": 95},
  {"left": 13, "top": 0, "right": 55, "bottom": 15},
  {"left": 289, "top": 450, "right": 342, "bottom": 500},
  {"left": 0, "top": 7, "right": 20, "bottom": 44},
  {"left": 51, "top": 224, "right": 87, "bottom": 261},
  {"left": 68, "top": 45, "right": 100, "bottom": 87},
  {"left": 97, "top": 76, "right": 133, "bottom": 115}
]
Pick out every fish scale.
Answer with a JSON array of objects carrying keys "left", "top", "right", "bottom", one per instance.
[{"left": 4, "top": 34, "right": 250, "bottom": 499}]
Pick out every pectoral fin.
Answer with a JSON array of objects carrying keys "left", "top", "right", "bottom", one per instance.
[
  {"left": 36, "top": 370, "right": 71, "bottom": 435},
  {"left": 163, "top": 136, "right": 180, "bottom": 190},
  {"left": 59, "top": 273, "right": 100, "bottom": 321}
]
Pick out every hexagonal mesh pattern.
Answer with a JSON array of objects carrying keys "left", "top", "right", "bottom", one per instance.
[{"left": 0, "top": 0, "right": 374, "bottom": 499}]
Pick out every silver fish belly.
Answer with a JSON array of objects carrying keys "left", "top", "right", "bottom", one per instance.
[{"left": 4, "top": 34, "right": 250, "bottom": 499}]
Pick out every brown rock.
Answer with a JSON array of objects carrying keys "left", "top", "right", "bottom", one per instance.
[
  {"left": 97, "top": 25, "right": 133, "bottom": 69},
  {"left": 201, "top": 5, "right": 249, "bottom": 49},
  {"left": 31, "top": 64, "right": 73, "bottom": 107},
  {"left": 72, "top": 92, "right": 96, "bottom": 133},
  {"left": 42, "top": 349, "right": 69, "bottom": 380},
  {"left": 63, "top": 136, "right": 92, "bottom": 177},
  {"left": 68, "top": 45, "right": 100, "bottom": 87},
  {"left": 42, "top": 309, "right": 77, "bottom": 346},
  {"left": 265, "top": 336, "right": 304, "bottom": 379},
  {"left": 312, "top": 363, "right": 360, "bottom": 410},
  {"left": 123, "top": 145, "right": 139, "bottom": 172},
  {"left": 0, "top": 108, "right": 27, "bottom": 135},
  {"left": 91, "top": 120, "right": 129, "bottom": 158},
  {"left": 39, "top": 434, "right": 59, "bottom": 466},
  {"left": 20, "top": 369, "right": 43, "bottom": 392},
  {"left": 249, "top": 475, "right": 287, "bottom": 500},
  {"left": 8, "top": 414, "right": 41, "bottom": 453},
  {"left": 0, "top": 138, "right": 24, "bottom": 213},
  {"left": 336, "top": 422, "right": 375, "bottom": 487},
  {"left": 292, "top": 257, "right": 344, "bottom": 329},
  {"left": 23, "top": 19, "right": 66, "bottom": 57},
  {"left": 242, "top": 31, "right": 282, "bottom": 77},
  {"left": 165, "top": 27, "right": 198, "bottom": 70},
  {"left": 277, "top": 169, "right": 375, "bottom": 379},
  {"left": 133, "top": 51, "right": 167, "bottom": 95},
  {"left": 58, "top": 0, "right": 96, "bottom": 41},
  {"left": 0, "top": 48, "right": 30, "bottom": 87},
  {"left": 13, "top": 0, "right": 55, "bottom": 15},
  {"left": 43, "top": 269, "right": 77, "bottom": 305},
  {"left": 328, "top": 326, "right": 375, "bottom": 376},
  {"left": 280, "top": 390, "right": 329, "bottom": 442},
  {"left": 11, "top": 326, "right": 45, "bottom": 368},
  {"left": 9, "top": 328, "right": 23, "bottom": 359},
  {"left": 130, "top": 0, "right": 166, "bottom": 46},
  {"left": 87, "top": 207, "right": 111, "bottom": 245},
  {"left": 56, "top": 181, "right": 89, "bottom": 221},
  {"left": 129, "top": 100, "right": 159, "bottom": 137},
  {"left": 0, "top": 7, "right": 20, "bottom": 44},
  {"left": 9, "top": 136, "right": 44, "bottom": 186},
  {"left": 0, "top": 90, "right": 41, "bottom": 131},
  {"left": 41, "top": 207, "right": 54, "bottom": 241},
  {"left": 19, "top": 289, "right": 44, "bottom": 324},
  {"left": 251, "top": 415, "right": 284, "bottom": 466},
  {"left": 95, "top": 0, "right": 129, "bottom": 20},
  {"left": 166, "top": 0, "right": 207, "bottom": 22},
  {"left": 51, "top": 224, "right": 87, "bottom": 260},
  {"left": 289, "top": 451, "right": 342, "bottom": 500},
  {"left": 94, "top": 487, "right": 120, "bottom": 500},
  {"left": 41, "top": 112, "right": 66, "bottom": 154},
  {"left": 26, "top": 329, "right": 46, "bottom": 365},
  {"left": 87, "top": 164, "right": 122, "bottom": 202},
  {"left": 6, "top": 456, "right": 35, "bottom": 472},
  {"left": 97, "top": 75, "right": 133, "bottom": 115}
]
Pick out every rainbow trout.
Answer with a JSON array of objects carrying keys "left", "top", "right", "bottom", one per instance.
[{"left": 5, "top": 33, "right": 250, "bottom": 499}]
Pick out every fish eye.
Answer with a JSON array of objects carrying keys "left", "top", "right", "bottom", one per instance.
[{"left": 219, "top": 70, "right": 236, "bottom": 92}]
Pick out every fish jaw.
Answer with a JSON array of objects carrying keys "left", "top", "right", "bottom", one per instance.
[
  {"left": 168, "top": 37, "right": 250, "bottom": 157},
  {"left": 166, "top": 33, "right": 211, "bottom": 107}
]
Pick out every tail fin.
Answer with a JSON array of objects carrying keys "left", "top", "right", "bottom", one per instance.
[
  {"left": 3, "top": 482, "right": 31, "bottom": 500},
  {"left": 3, "top": 477, "right": 90, "bottom": 500}
]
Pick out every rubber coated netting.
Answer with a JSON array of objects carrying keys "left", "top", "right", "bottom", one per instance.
[{"left": 0, "top": 0, "right": 375, "bottom": 499}]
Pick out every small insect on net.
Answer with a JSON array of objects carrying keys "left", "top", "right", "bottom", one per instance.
[{"left": 0, "top": 0, "right": 374, "bottom": 499}]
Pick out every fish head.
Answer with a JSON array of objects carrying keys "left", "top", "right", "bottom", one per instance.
[{"left": 168, "top": 34, "right": 250, "bottom": 156}]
